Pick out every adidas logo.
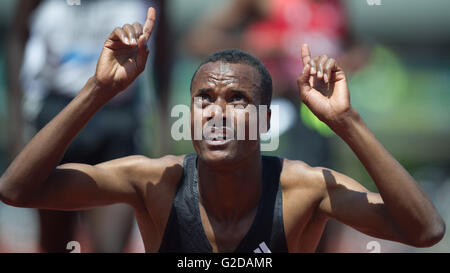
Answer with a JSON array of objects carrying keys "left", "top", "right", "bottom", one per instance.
[{"left": 253, "top": 242, "right": 271, "bottom": 253}]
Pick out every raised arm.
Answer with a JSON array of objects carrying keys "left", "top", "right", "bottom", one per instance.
[
  {"left": 0, "top": 8, "right": 156, "bottom": 210},
  {"left": 297, "top": 44, "right": 445, "bottom": 247}
]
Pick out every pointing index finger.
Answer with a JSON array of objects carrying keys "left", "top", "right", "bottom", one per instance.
[{"left": 142, "top": 7, "right": 156, "bottom": 42}]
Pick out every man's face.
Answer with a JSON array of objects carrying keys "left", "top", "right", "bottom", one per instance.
[{"left": 190, "top": 61, "right": 269, "bottom": 167}]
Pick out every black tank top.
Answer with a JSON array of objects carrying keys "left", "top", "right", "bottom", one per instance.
[{"left": 158, "top": 154, "right": 288, "bottom": 253}]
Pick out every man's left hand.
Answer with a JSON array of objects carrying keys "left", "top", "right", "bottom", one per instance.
[{"left": 297, "top": 44, "right": 353, "bottom": 130}]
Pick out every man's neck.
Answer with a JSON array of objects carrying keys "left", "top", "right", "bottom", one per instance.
[{"left": 197, "top": 151, "right": 263, "bottom": 224}]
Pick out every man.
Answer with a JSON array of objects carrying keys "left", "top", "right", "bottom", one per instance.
[{"left": 0, "top": 7, "right": 445, "bottom": 253}]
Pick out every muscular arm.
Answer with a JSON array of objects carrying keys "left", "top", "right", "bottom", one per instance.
[
  {"left": 0, "top": 8, "right": 157, "bottom": 210},
  {"left": 297, "top": 44, "right": 445, "bottom": 248},
  {"left": 16, "top": 156, "right": 146, "bottom": 210},
  {"left": 319, "top": 110, "right": 445, "bottom": 247}
]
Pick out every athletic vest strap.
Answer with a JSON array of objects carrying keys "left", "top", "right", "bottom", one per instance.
[{"left": 158, "top": 154, "right": 288, "bottom": 253}]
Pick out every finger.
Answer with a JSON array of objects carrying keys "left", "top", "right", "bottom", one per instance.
[
  {"left": 136, "top": 25, "right": 150, "bottom": 72},
  {"left": 137, "top": 39, "right": 150, "bottom": 70},
  {"left": 309, "top": 57, "right": 318, "bottom": 75},
  {"left": 317, "top": 55, "right": 328, "bottom": 80},
  {"left": 109, "top": 27, "right": 130, "bottom": 46},
  {"left": 136, "top": 45, "right": 150, "bottom": 73},
  {"left": 331, "top": 63, "right": 349, "bottom": 102},
  {"left": 301, "top": 44, "right": 311, "bottom": 67},
  {"left": 123, "top": 24, "right": 137, "bottom": 46},
  {"left": 333, "top": 63, "right": 346, "bottom": 82},
  {"left": 143, "top": 7, "right": 156, "bottom": 42},
  {"left": 297, "top": 63, "right": 312, "bottom": 99},
  {"left": 137, "top": 24, "right": 149, "bottom": 67},
  {"left": 324, "top": 58, "right": 336, "bottom": 84},
  {"left": 133, "top": 22, "right": 144, "bottom": 38}
]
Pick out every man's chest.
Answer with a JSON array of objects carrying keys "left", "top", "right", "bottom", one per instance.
[
  {"left": 198, "top": 203, "right": 259, "bottom": 253},
  {"left": 137, "top": 171, "right": 326, "bottom": 253}
]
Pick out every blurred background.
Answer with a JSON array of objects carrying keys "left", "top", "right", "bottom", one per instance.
[{"left": 0, "top": 0, "right": 449, "bottom": 252}]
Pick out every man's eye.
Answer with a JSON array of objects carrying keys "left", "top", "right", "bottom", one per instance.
[
  {"left": 201, "top": 94, "right": 212, "bottom": 101},
  {"left": 230, "top": 95, "right": 246, "bottom": 103}
]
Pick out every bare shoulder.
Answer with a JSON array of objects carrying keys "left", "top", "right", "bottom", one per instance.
[
  {"left": 112, "top": 154, "right": 185, "bottom": 186},
  {"left": 279, "top": 157, "right": 368, "bottom": 198},
  {"left": 104, "top": 154, "right": 186, "bottom": 247},
  {"left": 105, "top": 154, "right": 185, "bottom": 215},
  {"left": 279, "top": 158, "right": 327, "bottom": 193},
  {"left": 94, "top": 154, "right": 184, "bottom": 189}
]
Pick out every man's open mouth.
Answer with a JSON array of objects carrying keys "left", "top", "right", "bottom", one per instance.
[{"left": 204, "top": 127, "right": 234, "bottom": 146}]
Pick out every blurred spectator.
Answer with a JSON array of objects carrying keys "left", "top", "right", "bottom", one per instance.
[{"left": 6, "top": 0, "right": 172, "bottom": 252}]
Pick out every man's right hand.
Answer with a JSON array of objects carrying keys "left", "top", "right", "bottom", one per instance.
[
  {"left": 94, "top": 7, "right": 156, "bottom": 96},
  {"left": 0, "top": 7, "right": 159, "bottom": 213}
]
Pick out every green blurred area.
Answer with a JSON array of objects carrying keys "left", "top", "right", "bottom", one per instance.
[
  {"left": 333, "top": 44, "right": 450, "bottom": 192},
  {"left": 332, "top": 0, "right": 450, "bottom": 194}
]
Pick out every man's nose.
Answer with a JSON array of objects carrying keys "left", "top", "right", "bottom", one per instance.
[{"left": 205, "top": 98, "right": 227, "bottom": 123}]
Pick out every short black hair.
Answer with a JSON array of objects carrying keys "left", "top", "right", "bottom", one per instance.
[{"left": 190, "top": 49, "right": 273, "bottom": 106}]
